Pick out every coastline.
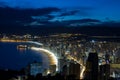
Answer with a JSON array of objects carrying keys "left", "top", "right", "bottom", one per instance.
[
  {"left": 31, "top": 47, "right": 58, "bottom": 71},
  {"left": 0, "top": 40, "right": 58, "bottom": 71}
]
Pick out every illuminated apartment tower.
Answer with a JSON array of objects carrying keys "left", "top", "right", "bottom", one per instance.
[
  {"left": 26, "top": 61, "right": 42, "bottom": 76},
  {"left": 99, "top": 64, "right": 110, "bottom": 80},
  {"left": 84, "top": 52, "right": 98, "bottom": 80},
  {"left": 62, "top": 60, "right": 80, "bottom": 79}
]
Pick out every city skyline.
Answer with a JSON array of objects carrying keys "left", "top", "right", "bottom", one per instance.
[
  {"left": 0, "top": 1, "right": 120, "bottom": 79},
  {"left": 0, "top": 33, "right": 120, "bottom": 79}
]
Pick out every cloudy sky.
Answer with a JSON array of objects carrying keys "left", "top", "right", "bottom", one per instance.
[{"left": 0, "top": 0, "right": 120, "bottom": 21}]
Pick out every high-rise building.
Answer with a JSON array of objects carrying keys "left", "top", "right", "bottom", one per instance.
[
  {"left": 58, "top": 58, "right": 67, "bottom": 72},
  {"left": 61, "top": 60, "right": 80, "bottom": 79},
  {"left": 84, "top": 52, "right": 98, "bottom": 80},
  {"left": 99, "top": 64, "right": 110, "bottom": 80},
  {"left": 26, "top": 61, "right": 42, "bottom": 76}
]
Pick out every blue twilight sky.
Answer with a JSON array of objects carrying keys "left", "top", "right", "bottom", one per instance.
[{"left": 0, "top": 0, "right": 120, "bottom": 21}]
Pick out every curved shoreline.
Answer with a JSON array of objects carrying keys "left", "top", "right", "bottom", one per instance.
[
  {"left": 0, "top": 41, "right": 58, "bottom": 72},
  {"left": 31, "top": 47, "right": 58, "bottom": 71}
]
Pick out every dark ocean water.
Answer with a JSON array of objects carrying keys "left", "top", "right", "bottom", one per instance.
[{"left": 0, "top": 42, "right": 45, "bottom": 70}]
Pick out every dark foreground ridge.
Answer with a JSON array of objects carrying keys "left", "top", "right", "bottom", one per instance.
[{"left": 0, "top": 69, "right": 117, "bottom": 80}]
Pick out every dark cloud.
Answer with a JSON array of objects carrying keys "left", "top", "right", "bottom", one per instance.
[
  {"left": 60, "top": 10, "right": 79, "bottom": 16},
  {"left": 68, "top": 19, "right": 101, "bottom": 23},
  {"left": 32, "top": 15, "right": 55, "bottom": 21},
  {"left": 0, "top": 2, "right": 8, "bottom": 7},
  {"left": 41, "top": 18, "right": 101, "bottom": 28},
  {"left": 0, "top": 7, "right": 60, "bottom": 25},
  {"left": 59, "top": 6, "right": 93, "bottom": 17},
  {"left": 60, "top": 18, "right": 101, "bottom": 26},
  {"left": 0, "top": 5, "right": 119, "bottom": 27}
]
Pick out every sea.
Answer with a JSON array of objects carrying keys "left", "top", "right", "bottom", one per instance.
[{"left": 0, "top": 42, "right": 49, "bottom": 71}]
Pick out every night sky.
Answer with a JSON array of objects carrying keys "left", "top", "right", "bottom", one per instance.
[
  {"left": 0, "top": 0, "right": 120, "bottom": 35},
  {"left": 0, "top": 0, "right": 120, "bottom": 21}
]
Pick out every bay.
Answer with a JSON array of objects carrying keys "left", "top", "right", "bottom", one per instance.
[{"left": 0, "top": 42, "right": 48, "bottom": 71}]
